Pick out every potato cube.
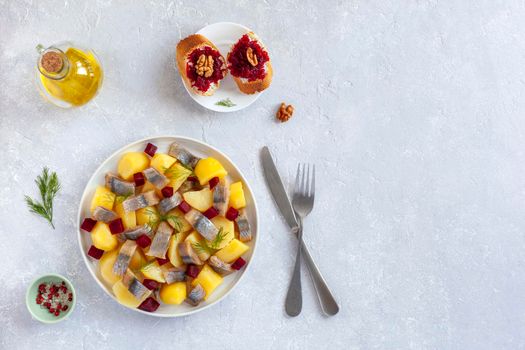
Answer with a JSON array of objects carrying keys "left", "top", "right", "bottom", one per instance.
[
  {"left": 229, "top": 181, "right": 246, "bottom": 209},
  {"left": 118, "top": 152, "right": 150, "bottom": 181},
  {"left": 115, "top": 201, "right": 136, "bottom": 230},
  {"left": 91, "top": 222, "right": 118, "bottom": 251},
  {"left": 165, "top": 163, "right": 192, "bottom": 191},
  {"left": 214, "top": 239, "right": 249, "bottom": 263},
  {"left": 185, "top": 231, "right": 212, "bottom": 261},
  {"left": 192, "top": 264, "right": 223, "bottom": 299},
  {"left": 166, "top": 208, "right": 192, "bottom": 233},
  {"left": 112, "top": 280, "right": 143, "bottom": 308},
  {"left": 167, "top": 231, "right": 188, "bottom": 268},
  {"left": 183, "top": 188, "right": 213, "bottom": 212},
  {"left": 90, "top": 186, "right": 116, "bottom": 213},
  {"left": 99, "top": 248, "right": 120, "bottom": 286},
  {"left": 140, "top": 260, "right": 166, "bottom": 283},
  {"left": 150, "top": 153, "right": 176, "bottom": 174},
  {"left": 129, "top": 248, "right": 148, "bottom": 271},
  {"left": 136, "top": 206, "right": 159, "bottom": 229},
  {"left": 194, "top": 157, "right": 227, "bottom": 185},
  {"left": 208, "top": 216, "right": 234, "bottom": 249},
  {"left": 160, "top": 282, "right": 186, "bottom": 305}
]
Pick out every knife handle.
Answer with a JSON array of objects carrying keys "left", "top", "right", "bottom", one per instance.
[{"left": 301, "top": 240, "right": 340, "bottom": 316}]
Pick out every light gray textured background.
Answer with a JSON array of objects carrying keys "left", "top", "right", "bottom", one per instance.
[{"left": 1, "top": 0, "right": 525, "bottom": 349}]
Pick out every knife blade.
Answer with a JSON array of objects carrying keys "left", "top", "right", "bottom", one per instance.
[{"left": 261, "top": 146, "right": 299, "bottom": 230}]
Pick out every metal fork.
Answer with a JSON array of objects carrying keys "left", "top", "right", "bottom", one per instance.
[{"left": 285, "top": 163, "right": 315, "bottom": 316}]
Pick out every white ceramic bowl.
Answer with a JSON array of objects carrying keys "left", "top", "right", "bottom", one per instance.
[{"left": 77, "top": 136, "right": 258, "bottom": 317}]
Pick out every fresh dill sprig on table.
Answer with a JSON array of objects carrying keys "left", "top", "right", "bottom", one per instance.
[
  {"left": 24, "top": 167, "right": 61, "bottom": 229},
  {"left": 215, "top": 98, "right": 236, "bottom": 107}
]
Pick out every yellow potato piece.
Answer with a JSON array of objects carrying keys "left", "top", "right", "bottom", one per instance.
[
  {"left": 160, "top": 282, "right": 186, "bottom": 305},
  {"left": 194, "top": 157, "right": 227, "bottom": 185},
  {"left": 183, "top": 188, "right": 213, "bottom": 212},
  {"left": 99, "top": 249, "right": 120, "bottom": 286},
  {"left": 129, "top": 248, "right": 148, "bottom": 271},
  {"left": 140, "top": 260, "right": 166, "bottom": 283},
  {"left": 136, "top": 206, "right": 159, "bottom": 229},
  {"left": 118, "top": 152, "right": 150, "bottom": 181},
  {"left": 229, "top": 181, "right": 246, "bottom": 209},
  {"left": 141, "top": 181, "right": 163, "bottom": 197},
  {"left": 91, "top": 222, "right": 118, "bottom": 251},
  {"left": 150, "top": 153, "right": 176, "bottom": 173},
  {"left": 167, "top": 231, "right": 188, "bottom": 268},
  {"left": 208, "top": 216, "right": 235, "bottom": 250},
  {"left": 90, "top": 186, "right": 116, "bottom": 213},
  {"left": 165, "top": 162, "right": 192, "bottom": 191},
  {"left": 192, "top": 264, "right": 223, "bottom": 299},
  {"left": 214, "top": 239, "right": 249, "bottom": 263},
  {"left": 112, "top": 280, "right": 142, "bottom": 308},
  {"left": 185, "top": 231, "right": 212, "bottom": 261},
  {"left": 115, "top": 201, "right": 136, "bottom": 230},
  {"left": 166, "top": 208, "right": 192, "bottom": 233}
]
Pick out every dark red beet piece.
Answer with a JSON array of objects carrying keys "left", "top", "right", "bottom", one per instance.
[
  {"left": 138, "top": 297, "right": 160, "bottom": 312},
  {"left": 133, "top": 172, "right": 145, "bottom": 187},
  {"left": 186, "top": 265, "right": 200, "bottom": 278},
  {"left": 161, "top": 186, "right": 174, "bottom": 198},
  {"left": 178, "top": 201, "right": 191, "bottom": 214},
  {"left": 226, "top": 207, "right": 239, "bottom": 221},
  {"left": 157, "top": 257, "right": 169, "bottom": 266},
  {"left": 109, "top": 218, "right": 124, "bottom": 234},
  {"left": 142, "top": 279, "right": 160, "bottom": 290},
  {"left": 144, "top": 143, "right": 157, "bottom": 157},
  {"left": 87, "top": 245, "right": 104, "bottom": 259},
  {"left": 80, "top": 218, "right": 97, "bottom": 232},
  {"left": 136, "top": 234, "right": 151, "bottom": 248},
  {"left": 203, "top": 207, "right": 219, "bottom": 220},
  {"left": 208, "top": 177, "right": 220, "bottom": 189},
  {"left": 231, "top": 257, "right": 246, "bottom": 270},
  {"left": 187, "top": 176, "right": 198, "bottom": 183}
]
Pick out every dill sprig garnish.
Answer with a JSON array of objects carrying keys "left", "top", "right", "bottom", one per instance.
[
  {"left": 192, "top": 240, "right": 213, "bottom": 255},
  {"left": 208, "top": 227, "right": 228, "bottom": 250},
  {"left": 144, "top": 207, "right": 183, "bottom": 232},
  {"left": 163, "top": 164, "right": 192, "bottom": 183},
  {"left": 24, "top": 167, "right": 60, "bottom": 229}
]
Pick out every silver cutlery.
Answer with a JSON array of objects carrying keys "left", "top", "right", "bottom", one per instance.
[{"left": 261, "top": 147, "right": 339, "bottom": 316}]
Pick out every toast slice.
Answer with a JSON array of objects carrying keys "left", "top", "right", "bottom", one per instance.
[
  {"left": 227, "top": 32, "right": 273, "bottom": 94},
  {"left": 176, "top": 34, "right": 227, "bottom": 96}
]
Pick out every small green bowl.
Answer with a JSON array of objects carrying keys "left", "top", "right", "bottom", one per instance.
[{"left": 26, "top": 273, "right": 76, "bottom": 324}]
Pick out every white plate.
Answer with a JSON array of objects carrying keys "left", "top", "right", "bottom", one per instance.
[
  {"left": 180, "top": 22, "right": 264, "bottom": 112},
  {"left": 77, "top": 136, "right": 258, "bottom": 317}
]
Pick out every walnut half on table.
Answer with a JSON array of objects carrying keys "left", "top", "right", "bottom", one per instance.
[{"left": 276, "top": 103, "right": 294, "bottom": 122}]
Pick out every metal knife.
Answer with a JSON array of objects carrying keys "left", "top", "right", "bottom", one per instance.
[{"left": 261, "top": 146, "right": 340, "bottom": 316}]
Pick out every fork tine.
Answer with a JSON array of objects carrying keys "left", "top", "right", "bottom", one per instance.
[
  {"left": 294, "top": 163, "right": 301, "bottom": 196},
  {"left": 301, "top": 163, "right": 307, "bottom": 196},
  {"left": 310, "top": 164, "right": 315, "bottom": 199}
]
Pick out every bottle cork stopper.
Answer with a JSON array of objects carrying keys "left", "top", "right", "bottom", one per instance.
[{"left": 41, "top": 51, "right": 63, "bottom": 73}]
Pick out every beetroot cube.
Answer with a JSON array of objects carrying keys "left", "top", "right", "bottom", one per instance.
[
  {"left": 203, "top": 207, "right": 219, "bottom": 220},
  {"left": 133, "top": 172, "right": 145, "bottom": 187},
  {"left": 144, "top": 143, "right": 157, "bottom": 157},
  {"left": 231, "top": 257, "right": 246, "bottom": 270},
  {"left": 136, "top": 234, "right": 151, "bottom": 248},
  {"left": 178, "top": 200, "right": 191, "bottom": 214},
  {"left": 109, "top": 218, "right": 124, "bottom": 234},
  {"left": 142, "top": 279, "right": 159, "bottom": 290},
  {"left": 80, "top": 218, "right": 97, "bottom": 232},
  {"left": 208, "top": 177, "right": 220, "bottom": 189},
  {"left": 225, "top": 207, "right": 239, "bottom": 221},
  {"left": 161, "top": 186, "right": 173, "bottom": 198},
  {"left": 186, "top": 265, "right": 200, "bottom": 278},
  {"left": 187, "top": 176, "right": 198, "bottom": 183},
  {"left": 138, "top": 297, "right": 160, "bottom": 312},
  {"left": 87, "top": 246, "right": 104, "bottom": 259},
  {"left": 157, "top": 257, "right": 169, "bottom": 266}
]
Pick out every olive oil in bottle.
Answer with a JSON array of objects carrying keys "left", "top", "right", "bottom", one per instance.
[{"left": 36, "top": 42, "right": 103, "bottom": 108}]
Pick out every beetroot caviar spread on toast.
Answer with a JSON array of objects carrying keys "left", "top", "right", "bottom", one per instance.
[
  {"left": 186, "top": 46, "right": 227, "bottom": 93},
  {"left": 227, "top": 34, "right": 270, "bottom": 81}
]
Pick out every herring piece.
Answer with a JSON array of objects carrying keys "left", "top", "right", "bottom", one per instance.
[
  {"left": 146, "top": 222, "right": 173, "bottom": 259},
  {"left": 122, "top": 269, "right": 152, "bottom": 300},
  {"left": 186, "top": 283, "right": 205, "bottom": 306},
  {"left": 122, "top": 191, "right": 160, "bottom": 212},
  {"left": 158, "top": 192, "right": 183, "bottom": 215},
  {"left": 161, "top": 265, "right": 186, "bottom": 284},
  {"left": 92, "top": 206, "right": 119, "bottom": 223},
  {"left": 143, "top": 167, "right": 169, "bottom": 189},
  {"left": 184, "top": 209, "right": 219, "bottom": 241},
  {"left": 120, "top": 224, "right": 153, "bottom": 240},
  {"left": 213, "top": 178, "right": 230, "bottom": 216},
  {"left": 235, "top": 210, "right": 252, "bottom": 242},
  {"left": 168, "top": 142, "right": 200, "bottom": 168},
  {"left": 105, "top": 173, "right": 135, "bottom": 196},
  {"left": 208, "top": 255, "right": 233, "bottom": 275},
  {"left": 178, "top": 241, "right": 203, "bottom": 265},
  {"left": 113, "top": 240, "right": 138, "bottom": 276}
]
